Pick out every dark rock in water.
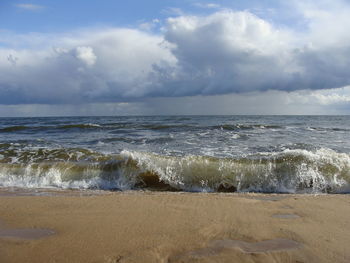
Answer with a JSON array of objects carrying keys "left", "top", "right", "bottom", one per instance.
[{"left": 136, "top": 172, "right": 179, "bottom": 192}]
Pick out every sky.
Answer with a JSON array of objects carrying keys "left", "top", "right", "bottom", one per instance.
[{"left": 1, "top": 0, "right": 350, "bottom": 116}]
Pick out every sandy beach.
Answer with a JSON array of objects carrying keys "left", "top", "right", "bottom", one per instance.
[{"left": 0, "top": 190, "right": 349, "bottom": 263}]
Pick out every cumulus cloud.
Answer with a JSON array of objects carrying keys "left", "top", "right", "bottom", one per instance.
[
  {"left": 161, "top": 11, "right": 296, "bottom": 95},
  {"left": 139, "top": 19, "right": 161, "bottom": 31},
  {"left": 1, "top": 0, "right": 350, "bottom": 106},
  {"left": 75, "top": 46, "right": 97, "bottom": 66},
  {"left": 0, "top": 28, "right": 175, "bottom": 104}
]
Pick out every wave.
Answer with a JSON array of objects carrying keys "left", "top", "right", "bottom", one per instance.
[
  {"left": 0, "top": 123, "right": 194, "bottom": 133},
  {"left": 58, "top": 123, "right": 102, "bottom": 129},
  {"left": 140, "top": 124, "right": 193, "bottom": 130},
  {"left": 0, "top": 126, "right": 29, "bottom": 132},
  {"left": 123, "top": 149, "right": 350, "bottom": 193},
  {"left": 0, "top": 123, "right": 103, "bottom": 133},
  {"left": 1, "top": 121, "right": 348, "bottom": 136},
  {"left": 95, "top": 136, "right": 174, "bottom": 144},
  {"left": 0, "top": 123, "right": 285, "bottom": 133},
  {"left": 0, "top": 146, "right": 349, "bottom": 193},
  {"left": 306, "top": 127, "right": 350, "bottom": 132},
  {"left": 212, "top": 124, "right": 283, "bottom": 131}
]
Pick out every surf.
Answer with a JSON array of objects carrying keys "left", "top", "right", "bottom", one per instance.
[{"left": 0, "top": 146, "right": 348, "bottom": 193}]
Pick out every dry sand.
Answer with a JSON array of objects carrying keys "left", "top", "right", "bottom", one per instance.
[{"left": 0, "top": 190, "right": 349, "bottom": 263}]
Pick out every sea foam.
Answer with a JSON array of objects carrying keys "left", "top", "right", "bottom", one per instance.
[{"left": 0, "top": 146, "right": 348, "bottom": 193}]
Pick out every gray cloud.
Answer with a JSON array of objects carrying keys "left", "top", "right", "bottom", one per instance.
[
  {"left": 1, "top": 1, "right": 350, "bottom": 105},
  {"left": 161, "top": 9, "right": 350, "bottom": 95},
  {"left": 1, "top": 87, "right": 350, "bottom": 117},
  {"left": 0, "top": 29, "right": 175, "bottom": 104}
]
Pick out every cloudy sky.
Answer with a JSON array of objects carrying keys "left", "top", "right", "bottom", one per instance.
[{"left": 1, "top": 0, "right": 350, "bottom": 116}]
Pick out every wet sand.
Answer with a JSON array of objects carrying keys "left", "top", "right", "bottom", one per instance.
[{"left": 0, "top": 190, "right": 349, "bottom": 263}]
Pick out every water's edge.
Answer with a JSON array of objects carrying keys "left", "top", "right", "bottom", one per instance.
[{"left": 0, "top": 147, "right": 349, "bottom": 193}]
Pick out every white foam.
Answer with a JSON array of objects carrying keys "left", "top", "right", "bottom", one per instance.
[
  {"left": 121, "top": 148, "right": 350, "bottom": 193},
  {"left": 0, "top": 163, "right": 134, "bottom": 190},
  {"left": 0, "top": 148, "right": 349, "bottom": 193}
]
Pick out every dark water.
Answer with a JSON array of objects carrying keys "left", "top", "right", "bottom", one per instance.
[{"left": 0, "top": 116, "right": 349, "bottom": 193}]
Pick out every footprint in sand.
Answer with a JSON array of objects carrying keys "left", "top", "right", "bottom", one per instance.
[
  {"left": 245, "top": 195, "right": 289, "bottom": 202},
  {"left": 280, "top": 204, "right": 294, "bottom": 209},
  {"left": 0, "top": 220, "right": 54, "bottom": 240},
  {"left": 171, "top": 238, "right": 302, "bottom": 261},
  {"left": 272, "top": 213, "right": 300, "bottom": 219},
  {"left": 0, "top": 228, "right": 55, "bottom": 240}
]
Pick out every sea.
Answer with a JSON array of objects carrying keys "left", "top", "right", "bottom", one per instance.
[{"left": 0, "top": 115, "right": 349, "bottom": 194}]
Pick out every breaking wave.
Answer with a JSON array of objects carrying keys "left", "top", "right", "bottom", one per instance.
[
  {"left": 0, "top": 123, "right": 285, "bottom": 133},
  {"left": 0, "top": 126, "right": 29, "bottom": 132},
  {"left": 0, "top": 123, "right": 103, "bottom": 133},
  {"left": 213, "top": 124, "right": 283, "bottom": 130},
  {"left": 0, "top": 145, "right": 349, "bottom": 193}
]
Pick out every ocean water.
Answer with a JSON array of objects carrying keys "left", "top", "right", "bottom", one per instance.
[{"left": 0, "top": 115, "right": 349, "bottom": 193}]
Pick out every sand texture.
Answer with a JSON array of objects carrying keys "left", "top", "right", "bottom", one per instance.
[{"left": 0, "top": 190, "right": 349, "bottom": 263}]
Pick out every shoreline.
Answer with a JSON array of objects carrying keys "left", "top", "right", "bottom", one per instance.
[{"left": 0, "top": 189, "right": 349, "bottom": 262}]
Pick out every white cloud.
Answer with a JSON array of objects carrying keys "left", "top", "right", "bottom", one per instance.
[
  {"left": 1, "top": 0, "right": 350, "bottom": 114},
  {"left": 15, "top": 3, "right": 44, "bottom": 11},
  {"left": 292, "top": 0, "right": 350, "bottom": 48},
  {"left": 0, "top": 28, "right": 175, "bottom": 104},
  {"left": 304, "top": 86, "right": 350, "bottom": 105},
  {"left": 139, "top": 19, "right": 161, "bottom": 31},
  {"left": 75, "top": 46, "right": 97, "bottom": 66},
  {"left": 193, "top": 3, "right": 221, "bottom": 9},
  {"left": 161, "top": 7, "right": 184, "bottom": 16}
]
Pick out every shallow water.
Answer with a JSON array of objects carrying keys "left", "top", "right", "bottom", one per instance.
[{"left": 0, "top": 116, "right": 349, "bottom": 193}]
